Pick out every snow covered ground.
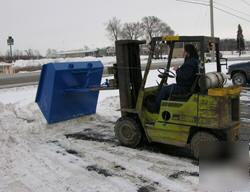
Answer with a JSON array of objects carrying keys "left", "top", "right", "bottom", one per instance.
[
  {"left": 0, "top": 67, "right": 249, "bottom": 192},
  {"left": 0, "top": 70, "right": 200, "bottom": 192},
  {"left": 9, "top": 56, "right": 161, "bottom": 68},
  {"left": 221, "top": 51, "right": 250, "bottom": 58},
  {"left": 0, "top": 84, "right": 200, "bottom": 191}
]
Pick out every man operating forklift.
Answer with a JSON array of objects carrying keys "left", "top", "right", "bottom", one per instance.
[
  {"left": 113, "top": 36, "right": 241, "bottom": 159},
  {"left": 148, "top": 44, "right": 200, "bottom": 113}
]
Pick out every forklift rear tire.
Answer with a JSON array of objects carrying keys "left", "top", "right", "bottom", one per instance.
[
  {"left": 114, "top": 117, "right": 142, "bottom": 148},
  {"left": 191, "top": 132, "right": 219, "bottom": 160}
]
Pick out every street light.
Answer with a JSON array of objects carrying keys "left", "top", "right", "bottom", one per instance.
[{"left": 7, "top": 36, "right": 14, "bottom": 62}]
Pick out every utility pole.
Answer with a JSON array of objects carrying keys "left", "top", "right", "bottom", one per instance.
[{"left": 210, "top": 0, "right": 215, "bottom": 62}]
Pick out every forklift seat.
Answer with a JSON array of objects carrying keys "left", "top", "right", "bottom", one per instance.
[{"left": 145, "top": 94, "right": 158, "bottom": 113}]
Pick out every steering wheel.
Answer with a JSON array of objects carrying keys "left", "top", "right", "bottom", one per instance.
[{"left": 157, "top": 68, "right": 176, "bottom": 79}]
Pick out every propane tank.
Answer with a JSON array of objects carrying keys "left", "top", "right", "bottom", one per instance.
[{"left": 199, "top": 72, "right": 227, "bottom": 91}]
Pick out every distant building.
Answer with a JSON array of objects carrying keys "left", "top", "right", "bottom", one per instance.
[
  {"left": 57, "top": 49, "right": 100, "bottom": 58},
  {"left": 96, "top": 46, "right": 115, "bottom": 57},
  {"left": 106, "top": 46, "right": 115, "bottom": 56}
]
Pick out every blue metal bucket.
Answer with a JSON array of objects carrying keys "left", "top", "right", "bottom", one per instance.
[{"left": 35, "top": 61, "right": 103, "bottom": 124}]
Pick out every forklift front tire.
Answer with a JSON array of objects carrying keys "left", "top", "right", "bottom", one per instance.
[{"left": 114, "top": 117, "right": 143, "bottom": 148}]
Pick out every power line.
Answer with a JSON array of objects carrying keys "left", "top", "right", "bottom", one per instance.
[
  {"left": 189, "top": 0, "right": 250, "bottom": 18},
  {"left": 176, "top": 0, "right": 209, "bottom": 7},
  {"left": 188, "top": 0, "right": 209, "bottom": 3},
  {"left": 186, "top": 0, "right": 209, "bottom": 3},
  {"left": 176, "top": 0, "right": 250, "bottom": 23},
  {"left": 214, "top": 1, "right": 250, "bottom": 17},
  {"left": 193, "top": 0, "right": 250, "bottom": 16},
  {"left": 214, "top": 6, "right": 250, "bottom": 23}
]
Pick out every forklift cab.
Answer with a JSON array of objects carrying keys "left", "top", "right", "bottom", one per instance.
[
  {"left": 144, "top": 36, "right": 228, "bottom": 112},
  {"left": 113, "top": 36, "right": 241, "bottom": 159}
]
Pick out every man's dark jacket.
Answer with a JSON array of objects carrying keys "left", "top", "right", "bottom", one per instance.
[{"left": 176, "top": 58, "right": 199, "bottom": 89}]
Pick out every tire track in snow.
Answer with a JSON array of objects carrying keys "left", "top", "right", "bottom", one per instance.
[{"left": 56, "top": 128, "right": 199, "bottom": 192}]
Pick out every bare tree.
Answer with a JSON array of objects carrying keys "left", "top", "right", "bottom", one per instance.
[
  {"left": 220, "top": 39, "right": 237, "bottom": 51},
  {"left": 46, "top": 49, "right": 52, "bottom": 58},
  {"left": 121, "top": 22, "right": 143, "bottom": 40},
  {"left": 33, "top": 50, "right": 42, "bottom": 58},
  {"left": 5, "top": 50, "right": 11, "bottom": 58},
  {"left": 13, "top": 49, "right": 24, "bottom": 60},
  {"left": 25, "top": 49, "right": 34, "bottom": 57},
  {"left": 158, "top": 22, "right": 174, "bottom": 37},
  {"left": 46, "top": 49, "right": 57, "bottom": 58},
  {"left": 105, "top": 17, "right": 122, "bottom": 41},
  {"left": 14, "top": 49, "right": 23, "bottom": 56},
  {"left": 141, "top": 16, "right": 174, "bottom": 59},
  {"left": 84, "top": 45, "right": 90, "bottom": 50},
  {"left": 24, "top": 49, "right": 42, "bottom": 59},
  {"left": 141, "top": 16, "right": 174, "bottom": 41}
]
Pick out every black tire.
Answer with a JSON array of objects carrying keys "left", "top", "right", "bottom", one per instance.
[
  {"left": 114, "top": 117, "right": 143, "bottom": 148},
  {"left": 232, "top": 72, "right": 247, "bottom": 86},
  {"left": 190, "top": 132, "right": 220, "bottom": 160}
]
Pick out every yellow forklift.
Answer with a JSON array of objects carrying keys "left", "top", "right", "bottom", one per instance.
[{"left": 112, "top": 36, "right": 241, "bottom": 159}]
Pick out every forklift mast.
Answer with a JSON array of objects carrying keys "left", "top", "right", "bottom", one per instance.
[{"left": 115, "top": 40, "right": 145, "bottom": 115}]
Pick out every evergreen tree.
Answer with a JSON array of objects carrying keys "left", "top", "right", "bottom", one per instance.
[{"left": 237, "top": 24, "right": 245, "bottom": 56}]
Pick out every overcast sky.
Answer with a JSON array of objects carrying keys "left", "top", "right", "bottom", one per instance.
[{"left": 0, "top": 0, "right": 250, "bottom": 55}]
